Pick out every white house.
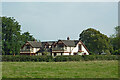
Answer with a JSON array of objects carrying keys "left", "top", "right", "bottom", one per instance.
[
  {"left": 51, "top": 38, "right": 89, "bottom": 56},
  {"left": 20, "top": 41, "right": 42, "bottom": 55}
]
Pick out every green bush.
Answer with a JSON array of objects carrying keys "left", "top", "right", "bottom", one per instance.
[
  {"left": 2, "top": 55, "right": 54, "bottom": 62},
  {"left": 112, "top": 49, "right": 120, "bottom": 55},
  {"left": 55, "top": 55, "right": 83, "bottom": 62},
  {"left": 82, "top": 55, "right": 118, "bottom": 61},
  {"left": 2, "top": 55, "right": 119, "bottom": 62}
]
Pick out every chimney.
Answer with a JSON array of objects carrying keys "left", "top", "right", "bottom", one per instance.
[{"left": 67, "top": 37, "right": 70, "bottom": 40}]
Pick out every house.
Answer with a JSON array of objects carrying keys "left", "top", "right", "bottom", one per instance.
[
  {"left": 51, "top": 38, "right": 89, "bottom": 56},
  {"left": 20, "top": 41, "right": 42, "bottom": 55},
  {"left": 20, "top": 37, "right": 89, "bottom": 56}
]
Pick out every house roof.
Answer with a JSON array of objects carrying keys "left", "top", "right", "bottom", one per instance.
[
  {"left": 42, "top": 41, "right": 56, "bottom": 46},
  {"left": 59, "top": 40, "right": 79, "bottom": 47},
  {"left": 27, "top": 41, "right": 42, "bottom": 48}
]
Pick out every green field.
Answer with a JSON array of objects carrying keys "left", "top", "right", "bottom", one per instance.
[
  {"left": 2, "top": 61, "right": 118, "bottom": 78},
  {"left": 0, "top": 62, "right": 2, "bottom": 80}
]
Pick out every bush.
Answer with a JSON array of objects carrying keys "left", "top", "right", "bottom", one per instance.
[
  {"left": 2, "top": 55, "right": 54, "bottom": 62},
  {"left": 55, "top": 55, "right": 83, "bottom": 62},
  {"left": 82, "top": 55, "right": 118, "bottom": 61},
  {"left": 112, "top": 49, "right": 120, "bottom": 55},
  {"left": 2, "top": 55, "right": 119, "bottom": 62}
]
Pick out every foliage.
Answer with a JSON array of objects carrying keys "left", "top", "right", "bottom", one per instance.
[
  {"left": 82, "top": 55, "right": 118, "bottom": 61},
  {"left": 2, "top": 17, "right": 21, "bottom": 55},
  {"left": 115, "top": 26, "right": 120, "bottom": 37},
  {"left": 55, "top": 55, "right": 83, "bottom": 62},
  {"left": 2, "top": 55, "right": 118, "bottom": 62},
  {"left": 42, "top": 51, "right": 51, "bottom": 55},
  {"left": 79, "top": 28, "right": 113, "bottom": 54},
  {"left": 112, "top": 49, "right": 120, "bottom": 55},
  {"left": 2, "top": 55, "right": 53, "bottom": 62},
  {"left": 20, "top": 32, "right": 36, "bottom": 46},
  {"left": 1, "top": 16, "right": 36, "bottom": 55},
  {"left": 110, "top": 26, "right": 120, "bottom": 55}
]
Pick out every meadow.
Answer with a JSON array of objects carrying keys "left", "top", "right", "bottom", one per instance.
[
  {"left": 2, "top": 61, "right": 118, "bottom": 78},
  {"left": 0, "top": 62, "right": 2, "bottom": 80}
]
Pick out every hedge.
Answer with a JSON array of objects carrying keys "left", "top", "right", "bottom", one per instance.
[
  {"left": 82, "top": 55, "right": 119, "bottom": 61},
  {"left": 2, "top": 55, "right": 54, "bottom": 62},
  {"left": 55, "top": 55, "right": 119, "bottom": 61},
  {"left": 1, "top": 55, "right": 119, "bottom": 62},
  {"left": 54, "top": 55, "right": 83, "bottom": 62}
]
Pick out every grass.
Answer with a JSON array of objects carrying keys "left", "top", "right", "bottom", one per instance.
[
  {"left": 2, "top": 60, "right": 118, "bottom": 78},
  {"left": 0, "top": 62, "right": 2, "bottom": 80}
]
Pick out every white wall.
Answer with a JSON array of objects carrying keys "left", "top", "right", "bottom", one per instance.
[
  {"left": 81, "top": 45, "right": 89, "bottom": 55},
  {"left": 63, "top": 53, "right": 69, "bottom": 55},
  {"left": 33, "top": 48, "right": 40, "bottom": 53},
  {"left": 71, "top": 43, "right": 89, "bottom": 55},
  {"left": 71, "top": 44, "right": 79, "bottom": 55}
]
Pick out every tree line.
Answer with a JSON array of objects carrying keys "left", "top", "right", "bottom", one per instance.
[{"left": 1, "top": 16, "right": 120, "bottom": 55}]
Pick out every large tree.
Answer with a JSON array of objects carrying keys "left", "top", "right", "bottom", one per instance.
[
  {"left": 2, "top": 17, "right": 21, "bottom": 55},
  {"left": 2, "top": 16, "right": 36, "bottom": 55},
  {"left": 79, "top": 28, "right": 113, "bottom": 55}
]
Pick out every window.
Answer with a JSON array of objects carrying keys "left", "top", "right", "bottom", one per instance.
[
  {"left": 26, "top": 45, "right": 30, "bottom": 49},
  {"left": 79, "top": 44, "right": 81, "bottom": 50}
]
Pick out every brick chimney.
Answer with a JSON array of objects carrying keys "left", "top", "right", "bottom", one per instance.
[{"left": 67, "top": 37, "right": 70, "bottom": 40}]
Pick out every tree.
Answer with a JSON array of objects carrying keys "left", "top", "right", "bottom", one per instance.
[
  {"left": 1, "top": 16, "right": 36, "bottom": 55},
  {"left": 2, "top": 17, "right": 21, "bottom": 55},
  {"left": 110, "top": 26, "right": 120, "bottom": 55},
  {"left": 79, "top": 28, "right": 113, "bottom": 54},
  {"left": 0, "top": 18, "right": 2, "bottom": 55},
  {"left": 115, "top": 26, "right": 120, "bottom": 37},
  {"left": 20, "top": 32, "right": 36, "bottom": 46}
]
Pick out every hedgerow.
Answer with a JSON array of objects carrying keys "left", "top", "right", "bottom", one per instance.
[
  {"left": 2, "top": 55, "right": 53, "bottom": 62},
  {"left": 2, "top": 55, "right": 119, "bottom": 62}
]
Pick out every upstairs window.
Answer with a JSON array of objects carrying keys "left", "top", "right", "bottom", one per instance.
[{"left": 26, "top": 45, "right": 30, "bottom": 49}]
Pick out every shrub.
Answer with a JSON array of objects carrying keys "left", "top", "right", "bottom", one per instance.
[
  {"left": 2, "top": 55, "right": 54, "bottom": 62},
  {"left": 55, "top": 55, "right": 83, "bottom": 62},
  {"left": 2, "top": 55, "right": 119, "bottom": 62},
  {"left": 112, "top": 49, "right": 120, "bottom": 55}
]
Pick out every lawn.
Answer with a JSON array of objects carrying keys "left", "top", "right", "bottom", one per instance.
[
  {"left": 0, "top": 62, "right": 2, "bottom": 80},
  {"left": 2, "top": 61, "right": 118, "bottom": 78}
]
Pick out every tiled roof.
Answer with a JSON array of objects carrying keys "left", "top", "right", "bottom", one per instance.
[
  {"left": 42, "top": 41, "right": 56, "bottom": 46},
  {"left": 60, "top": 40, "right": 79, "bottom": 47},
  {"left": 27, "top": 41, "right": 42, "bottom": 48}
]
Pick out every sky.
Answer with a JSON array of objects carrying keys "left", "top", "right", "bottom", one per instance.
[{"left": 2, "top": 2, "right": 118, "bottom": 41}]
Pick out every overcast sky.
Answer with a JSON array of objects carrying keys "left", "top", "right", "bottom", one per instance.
[{"left": 2, "top": 2, "right": 118, "bottom": 41}]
